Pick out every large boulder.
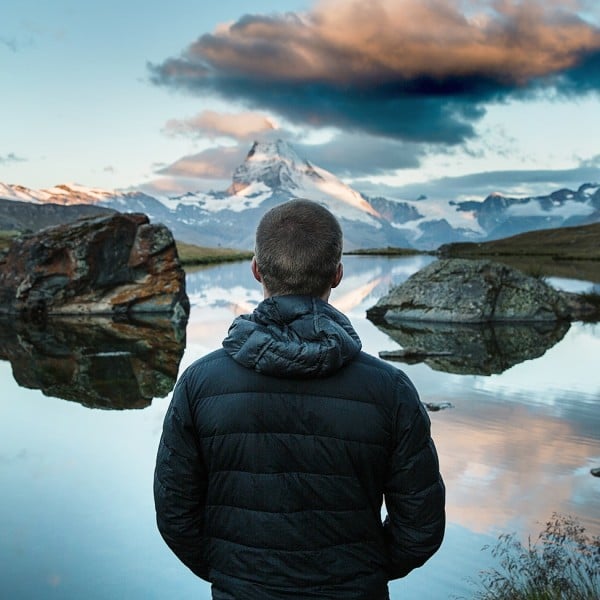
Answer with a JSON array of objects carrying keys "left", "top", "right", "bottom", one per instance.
[
  {"left": 0, "top": 212, "right": 189, "bottom": 320},
  {"left": 367, "top": 258, "right": 572, "bottom": 323}
]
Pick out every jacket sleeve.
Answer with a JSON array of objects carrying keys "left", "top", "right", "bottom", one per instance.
[
  {"left": 153, "top": 371, "right": 209, "bottom": 580},
  {"left": 383, "top": 372, "right": 446, "bottom": 580}
]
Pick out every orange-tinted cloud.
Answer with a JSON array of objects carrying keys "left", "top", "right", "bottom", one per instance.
[
  {"left": 157, "top": 145, "right": 247, "bottom": 178},
  {"left": 149, "top": 0, "right": 600, "bottom": 144},
  {"left": 163, "top": 110, "right": 277, "bottom": 141}
]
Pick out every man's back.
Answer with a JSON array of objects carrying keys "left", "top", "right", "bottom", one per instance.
[{"left": 154, "top": 295, "right": 445, "bottom": 599}]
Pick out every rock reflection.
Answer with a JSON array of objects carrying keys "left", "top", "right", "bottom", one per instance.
[
  {"left": 0, "top": 316, "right": 186, "bottom": 409},
  {"left": 371, "top": 319, "right": 570, "bottom": 375}
]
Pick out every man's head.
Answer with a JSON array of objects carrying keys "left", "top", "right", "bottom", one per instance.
[{"left": 253, "top": 199, "right": 343, "bottom": 299}]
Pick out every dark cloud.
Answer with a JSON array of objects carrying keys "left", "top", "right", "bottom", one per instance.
[
  {"left": 0, "top": 152, "right": 26, "bottom": 164},
  {"left": 149, "top": 0, "right": 600, "bottom": 146}
]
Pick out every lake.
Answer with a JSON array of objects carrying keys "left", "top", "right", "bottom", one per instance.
[{"left": 1, "top": 255, "right": 598, "bottom": 599}]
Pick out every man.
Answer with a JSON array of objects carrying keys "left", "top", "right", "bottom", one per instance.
[{"left": 154, "top": 199, "right": 445, "bottom": 599}]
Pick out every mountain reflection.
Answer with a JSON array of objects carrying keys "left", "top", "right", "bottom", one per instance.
[
  {"left": 370, "top": 319, "right": 570, "bottom": 375},
  {"left": 0, "top": 316, "right": 186, "bottom": 409}
]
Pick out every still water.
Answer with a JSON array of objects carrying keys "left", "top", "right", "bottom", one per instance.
[{"left": 1, "top": 256, "right": 598, "bottom": 599}]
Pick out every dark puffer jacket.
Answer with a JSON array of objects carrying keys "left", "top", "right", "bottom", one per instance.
[{"left": 154, "top": 296, "right": 445, "bottom": 599}]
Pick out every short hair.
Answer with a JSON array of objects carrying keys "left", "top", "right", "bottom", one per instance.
[{"left": 255, "top": 199, "right": 343, "bottom": 297}]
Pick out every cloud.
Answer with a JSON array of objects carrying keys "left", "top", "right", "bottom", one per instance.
[
  {"left": 156, "top": 130, "right": 428, "bottom": 184},
  {"left": 0, "top": 37, "right": 19, "bottom": 52},
  {"left": 156, "top": 145, "right": 248, "bottom": 178},
  {"left": 149, "top": 0, "right": 600, "bottom": 146},
  {"left": 356, "top": 163, "right": 600, "bottom": 201},
  {"left": 0, "top": 152, "right": 26, "bottom": 164},
  {"left": 297, "top": 134, "right": 426, "bottom": 176},
  {"left": 163, "top": 110, "right": 278, "bottom": 141}
]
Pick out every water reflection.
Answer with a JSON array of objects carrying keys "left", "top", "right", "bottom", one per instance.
[
  {"left": 0, "top": 256, "right": 598, "bottom": 600},
  {"left": 0, "top": 315, "right": 186, "bottom": 409},
  {"left": 371, "top": 319, "right": 571, "bottom": 375}
]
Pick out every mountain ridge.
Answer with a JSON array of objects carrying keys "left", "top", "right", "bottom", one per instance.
[{"left": 1, "top": 140, "right": 599, "bottom": 251}]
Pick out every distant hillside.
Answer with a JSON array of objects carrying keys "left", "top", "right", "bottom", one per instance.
[
  {"left": 437, "top": 222, "right": 600, "bottom": 283},
  {"left": 438, "top": 222, "right": 600, "bottom": 260},
  {"left": 0, "top": 198, "right": 114, "bottom": 233}
]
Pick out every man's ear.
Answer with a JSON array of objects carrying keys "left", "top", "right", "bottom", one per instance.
[
  {"left": 331, "top": 263, "right": 343, "bottom": 289},
  {"left": 251, "top": 256, "right": 262, "bottom": 283}
]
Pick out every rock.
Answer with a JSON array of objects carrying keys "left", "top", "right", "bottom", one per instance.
[
  {"left": 373, "top": 319, "right": 570, "bottom": 375},
  {"left": 367, "top": 259, "right": 572, "bottom": 323},
  {"left": 0, "top": 315, "right": 186, "bottom": 409},
  {"left": 591, "top": 468, "right": 600, "bottom": 477},
  {"left": 424, "top": 402, "right": 454, "bottom": 412},
  {"left": 0, "top": 212, "right": 189, "bottom": 320}
]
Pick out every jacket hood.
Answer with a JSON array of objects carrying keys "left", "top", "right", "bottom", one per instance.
[{"left": 222, "top": 295, "right": 362, "bottom": 378}]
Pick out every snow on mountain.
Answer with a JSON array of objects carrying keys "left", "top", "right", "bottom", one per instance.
[
  {"left": 229, "top": 140, "right": 382, "bottom": 224},
  {"left": 0, "top": 182, "right": 122, "bottom": 205},
  {"left": 164, "top": 140, "right": 382, "bottom": 227},
  {"left": 1, "top": 140, "right": 599, "bottom": 250},
  {"left": 388, "top": 196, "right": 483, "bottom": 234},
  {"left": 0, "top": 182, "right": 48, "bottom": 203}
]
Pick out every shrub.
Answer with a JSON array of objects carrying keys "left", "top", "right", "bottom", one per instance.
[{"left": 468, "top": 513, "right": 599, "bottom": 599}]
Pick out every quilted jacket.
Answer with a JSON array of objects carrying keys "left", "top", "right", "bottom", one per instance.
[{"left": 154, "top": 295, "right": 445, "bottom": 599}]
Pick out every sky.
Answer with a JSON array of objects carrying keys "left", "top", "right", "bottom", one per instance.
[{"left": 2, "top": 0, "right": 600, "bottom": 202}]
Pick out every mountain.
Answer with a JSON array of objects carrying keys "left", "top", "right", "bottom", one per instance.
[
  {"left": 452, "top": 185, "right": 600, "bottom": 241},
  {"left": 1, "top": 141, "right": 599, "bottom": 250}
]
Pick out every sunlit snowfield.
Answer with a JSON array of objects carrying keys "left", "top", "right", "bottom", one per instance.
[{"left": 1, "top": 256, "right": 598, "bottom": 599}]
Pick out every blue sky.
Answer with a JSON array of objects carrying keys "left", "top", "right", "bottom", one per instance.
[{"left": 3, "top": 0, "right": 600, "bottom": 202}]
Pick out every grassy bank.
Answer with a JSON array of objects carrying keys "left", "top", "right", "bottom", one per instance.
[
  {"left": 348, "top": 223, "right": 600, "bottom": 283},
  {"left": 439, "top": 222, "right": 600, "bottom": 261},
  {"left": 1, "top": 233, "right": 253, "bottom": 267},
  {"left": 437, "top": 223, "right": 600, "bottom": 283},
  {"left": 0, "top": 230, "right": 19, "bottom": 252},
  {"left": 175, "top": 240, "right": 253, "bottom": 266},
  {"left": 344, "top": 247, "right": 426, "bottom": 257}
]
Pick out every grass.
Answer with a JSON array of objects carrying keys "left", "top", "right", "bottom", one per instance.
[
  {"left": 345, "top": 224, "right": 600, "bottom": 282},
  {"left": 344, "top": 246, "right": 426, "bottom": 257},
  {"left": 0, "top": 230, "right": 20, "bottom": 252},
  {"left": 466, "top": 513, "right": 600, "bottom": 600},
  {"left": 175, "top": 240, "right": 253, "bottom": 266},
  {"left": 438, "top": 222, "right": 600, "bottom": 261},
  {"left": 1, "top": 232, "right": 253, "bottom": 267},
  {"left": 437, "top": 223, "right": 600, "bottom": 283}
]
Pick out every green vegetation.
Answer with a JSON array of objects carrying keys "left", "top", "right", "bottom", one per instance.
[
  {"left": 344, "top": 246, "right": 426, "bottom": 256},
  {"left": 0, "top": 233, "right": 253, "bottom": 266},
  {"left": 439, "top": 223, "right": 600, "bottom": 261},
  {"left": 0, "top": 230, "right": 20, "bottom": 252},
  {"left": 438, "top": 223, "right": 600, "bottom": 283},
  {"left": 175, "top": 240, "right": 253, "bottom": 266},
  {"left": 344, "top": 224, "right": 600, "bottom": 282},
  {"left": 468, "top": 513, "right": 599, "bottom": 600}
]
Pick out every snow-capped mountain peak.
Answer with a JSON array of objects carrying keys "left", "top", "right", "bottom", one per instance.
[
  {"left": 229, "top": 139, "right": 313, "bottom": 194},
  {"left": 225, "top": 139, "right": 381, "bottom": 223}
]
